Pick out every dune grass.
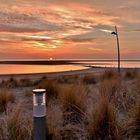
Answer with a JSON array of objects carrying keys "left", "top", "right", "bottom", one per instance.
[
  {"left": 59, "top": 84, "right": 88, "bottom": 124},
  {"left": 0, "top": 89, "right": 15, "bottom": 113},
  {"left": 0, "top": 69, "right": 140, "bottom": 140},
  {"left": 46, "top": 103, "right": 63, "bottom": 140},
  {"left": 37, "top": 79, "right": 59, "bottom": 104},
  {"left": 122, "top": 101, "right": 140, "bottom": 140},
  {"left": 19, "top": 78, "right": 33, "bottom": 87},
  {"left": 100, "top": 70, "right": 120, "bottom": 81},
  {"left": 0, "top": 103, "right": 33, "bottom": 140},
  {"left": 124, "top": 69, "right": 138, "bottom": 80},
  {"left": 82, "top": 74, "right": 98, "bottom": 84},
  {"left": 88, "top": 97, "right": 119, "bottom": 140}
]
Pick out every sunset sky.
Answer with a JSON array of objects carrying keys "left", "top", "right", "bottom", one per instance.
[{"left": 0, "top": 0, "right": 140, "bottom": 59}]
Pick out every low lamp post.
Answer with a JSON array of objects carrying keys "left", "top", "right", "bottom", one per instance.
[{"left": 33, "top": 89, "right": 46, "bottom": 140}]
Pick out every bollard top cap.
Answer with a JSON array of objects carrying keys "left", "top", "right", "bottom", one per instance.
[{"left": 32, "top": 89, "right": 46, "bottom": 94}]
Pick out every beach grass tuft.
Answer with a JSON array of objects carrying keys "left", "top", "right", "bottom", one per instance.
[
  {"left": 0, "top": 89, "right": 15, "bottom": 113},
  {"left": 60, "top": 84, "right": 87, "bottom": 124},
  {"left": 83, "top": 74, "right": 97, "bottom": 84},
  {"left": 37, "top": 79, "right": 59, "bottom": 103},
  {"left": 88, "top": 97, "right": 119, "bottom": 140}
]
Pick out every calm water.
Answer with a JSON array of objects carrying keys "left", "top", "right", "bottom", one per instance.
[
  {"left": 75, "top": 60, "right": 140, "bottom": 68},
  {"left": 0, "top": 60, "right": 139, "bottom": 75},
  {"left": 0, "top": 64, "right": 87, "bottom": 75}
]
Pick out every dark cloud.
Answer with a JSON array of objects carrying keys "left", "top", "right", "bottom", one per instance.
[
  {"left": 0, "top": 24, "right": 45, "bottom": 33},
  {"left": 0, "top": 11, "right": 62, "bottom": 33}
]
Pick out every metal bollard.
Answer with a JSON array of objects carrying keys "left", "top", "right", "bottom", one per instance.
[{"left": 33, "top": 89, "right": 46, "bottom": 140}]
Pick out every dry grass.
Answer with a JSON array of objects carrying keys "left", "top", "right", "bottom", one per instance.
[
  {"left": 82, "top": 74, "right": 97, "bottom": 84},
  {"left": 60, "top": 124, "right": 87, "bottom": 140},
  {"left": 59, "top": 85, "right": 88, "bottom": 124},
  {"left": 122, "top": 101, "right": 140, "bottom": 140},
  {"left": 46, "top": 103, "right": 87, "bottom": 140},
  {"left": 88, "top": 97, "right": 119, "bottom": 140},
  {"left": 0, "top": 103, "right": 33, "bottom": 140},
  {"left": 100, "top": 70, "right": 120, "bottom": 81},
  {"left": 57, "top": 75, "right": 79, "bottom": 84},
  {"left": 0, "top": 89, "right": 15, "bottom": 113},
  {"left": 0, "top": 78, "right": 18, "bottom": 88},
  {"left": 100, "top": 78, "right": 121, "bottom": 100},
  {"left": 99, "top": 77, "right": 123, "bottom": 111},
  {"left": 124, "top": 69, "right": 138, "bottom": 80},
  {"left": 19, "top": 78, "right": 33, "bottom": 87},
  {"left": 134, "top": 75, "right": 140, "bottom": 94},
  {"left": 0, "top": 69, "right": 140, "bottom": 140},
  {"left": 99, "top": 77, "right": 137, "bottom": 112},
  {"left": 37, "top": 79, "right": 59, "bottom": 103},
  {"left": 0, "top": 78, "right": 34, "bottom": 88},
  {"left": 46, "top": 103, "right": 63, "bottom": 140}
]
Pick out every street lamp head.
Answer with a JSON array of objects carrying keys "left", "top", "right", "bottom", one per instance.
[{"left": 111, "top": 32, "right": 117, "bottom": 35}]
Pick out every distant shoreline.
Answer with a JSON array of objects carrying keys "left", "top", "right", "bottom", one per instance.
[
  {"left": 0, "top": 60, "right": 74, "bottom": 65},
  {"left": 0, "top": 59, "right": 140, "bottom": 65}
]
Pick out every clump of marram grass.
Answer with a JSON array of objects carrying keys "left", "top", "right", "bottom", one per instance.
[
  {"left": 57, "top": 75, "right": 79, "bottom": 84},
  {"left": 124, "top": 69, "right": 138, "bottom": 80},
  {"left": 100, "top": 78, "right": 121, "bottom": 101},
  {"left": 0, "top": 89, "right": 15, "bottom": 113},
  {"left": 0, "top": 103, "right": 33, "bottom": 140},
  {"left": 19, "top": 78, "right": 33, "bottom": 87},
  {"left": 46, "top": 101, "right": 87, "bottom": 140},
  {"left": 46, "top": 103, "right": 63, "bottom": 139},
  {"left": 0, "top": 118, "right": 6, "bottom": 140},
  {"left": 23, "top": 89, "right": 33, "bottom": 98},
  {"left": 60, "top": 124, "right": 87, "bottom": 140},
  {"left": 122, "top": 101, "right": 140, "bottom": 140},
  {"left": 57, "top": 76, "right": 71, "bottom": 83},
  {"left": 100, "top": 77, "right": 135, "bottom": 111},
  {"left": 134, "top": 75, "right": 140, "bottom": 94},
  {"left": 82, "top": 74, "right": 97, "bottom": 84},
  {"left": 101, "top": 75, "right": 140, "bottom": 113},
  {"left": 0, "top": 78, "right": 18, "bottom": 88},
  {"left": 88, "top": 97, "right": 119, "bottom": 140},
  {"left": 37, "top": 79, "right": 59, "bottom": 102},
  {"left": 0, "top": 78, "right": 33, "bottom": 88},
  {"left": 59, "top": 85, "right": 88, "bottom": 124},
  {"left": 6, "top": 77, "right": 18, "bottom": 88},
  {"left": 100, "top": 70, "right": 120, "bottom": 81}
]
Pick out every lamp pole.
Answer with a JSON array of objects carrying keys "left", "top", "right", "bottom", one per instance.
[
  {"left": 111, "top": 26, "right": 121, "bottom": 73},
  {"left": 33, "top": 89, "right": 46, "bottom": 140}
]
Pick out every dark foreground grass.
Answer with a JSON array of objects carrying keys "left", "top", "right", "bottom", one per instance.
[
  {"left": 88, "top": 97, "right": 119, "bottom": 140},
  {"left": 0, "top": 89, "right": 15, "bottom": 113},
  {"left": 0, "top": 70, "right": 140, "bottom": 140}
]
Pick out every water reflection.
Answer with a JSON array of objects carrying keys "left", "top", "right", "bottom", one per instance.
[{"left": 0, "top": 64, "right": 87, "bottom": 75}]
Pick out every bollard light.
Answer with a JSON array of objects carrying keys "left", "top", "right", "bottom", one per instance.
[
  {"left": 33, "top": 89, "right": 46, "bottom": 117},
  {"left": 33, "top": 89, "right": 46, "bottom": 140}
]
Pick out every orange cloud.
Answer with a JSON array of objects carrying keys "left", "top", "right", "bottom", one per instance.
[{"left": 0, "top": 0, "right": 140, "bottom": 59}]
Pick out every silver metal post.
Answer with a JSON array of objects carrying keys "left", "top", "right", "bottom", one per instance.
[{"left": 33, "top": 89, "right": 46, "bottom": 140}]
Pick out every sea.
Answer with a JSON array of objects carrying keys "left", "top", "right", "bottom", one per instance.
[{"left": 0, "top": 60, "right": 140, "bottom": 75}]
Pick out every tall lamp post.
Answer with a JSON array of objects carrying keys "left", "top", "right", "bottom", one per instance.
[{"left": 111, "top": 26, "right": 121, "bottom": 73}]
